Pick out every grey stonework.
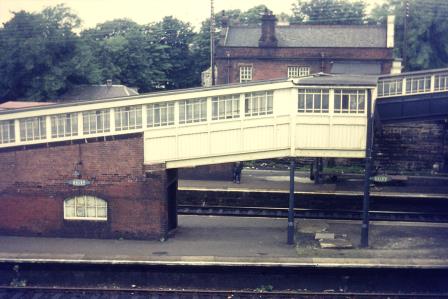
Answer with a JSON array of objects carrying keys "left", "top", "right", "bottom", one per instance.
[{"left": 373, "top": 120, "right": 448, "bottom": 173}]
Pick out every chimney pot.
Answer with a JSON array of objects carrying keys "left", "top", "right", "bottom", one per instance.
[{"left": 259, "top": 10, "right": 277, "bottom": 48}]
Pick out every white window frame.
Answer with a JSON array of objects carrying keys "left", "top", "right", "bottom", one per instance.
[
  {"left": 64, "top": 195, "right": 107, "bottom": 221},
  {"left": 115, "top": 105, "right": 142, "bottom": 131},
  {"left": 244, "top": 91, "right": 273, "bottom": 117},
  {"left": 179, "top": 98, "right": 207, "bottom": 124},
  {"left": 82, "top": 109, "right": 110, "bottom": 135},
  {"left": 377, "top": 78, "right": 403, "bottom": 97},
  {"left": 147, "top": 102, "right": 175, "bottom": 127},
  {"left": 51, "top": 113, "right": 78, "bottom": 138},
  {"left": 212, "top": 94, "right": 240, "bottom": 120},
  {"left": 406, "top": 75, "right": 431, "bottom": 94},
  {"left": 288, "top": 66, "right": 310, "bottom": 78},
  {"left": 334, "top": 89, "right": 366, "bottom": 114},
  {"left": 19, "top": 116, "right": 46, "bottom": 141},
  {"left": 434, "top": 73, "right": 448, "bottom": 91},
  {"left": 239, "top": 66, "right": 253, "bottom": 83},
  {"left": 298, "top": 89, "right": 329, "bottom": 113},
  {"left": 0, "top": 120, "right": 15, "bottom": 144}
]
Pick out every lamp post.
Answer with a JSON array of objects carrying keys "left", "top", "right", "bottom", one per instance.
[
  {"left": 210, "top": 0, "right": 215, "bottom": 86},
  {"left": 287, "top": 160, "right": 296, "bottom": 245}
]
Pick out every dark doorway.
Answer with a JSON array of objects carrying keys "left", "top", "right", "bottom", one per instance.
[{"left": 166, "top": 168, "right": 178, "bottom": 230}]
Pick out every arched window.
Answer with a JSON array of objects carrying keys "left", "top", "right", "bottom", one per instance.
[{"left": 64, "top": 196, "right": 107, "bottom": 220}]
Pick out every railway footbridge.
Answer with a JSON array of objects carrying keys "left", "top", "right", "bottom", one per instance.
[{"left": 0, "top": 68, "right": 447, "bottom": 244}]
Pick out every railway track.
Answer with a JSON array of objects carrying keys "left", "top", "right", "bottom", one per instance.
[
  {"left": 178, "top": 205, "right": 448, "bottom": 222},
  {"left": 1, "top": 286, "right": 446, "bottom": 298}
]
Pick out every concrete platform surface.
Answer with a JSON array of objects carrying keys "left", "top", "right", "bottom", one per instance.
[
  {"left": 1, "top": 216, "right": 447, "bottom": 269},
  {"left": 179, "top": 169, "right": 448, "bottom": 198}
]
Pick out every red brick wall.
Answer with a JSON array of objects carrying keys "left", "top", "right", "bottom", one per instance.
[
  {"left": 179, "top": 163, "right": 234, "bottom": 181},
  {"left": 216, "top": 47, "right": 393, "bottom": 84},
  {"left": 0, "top": 135, "right": 172, "bottom": 240}
]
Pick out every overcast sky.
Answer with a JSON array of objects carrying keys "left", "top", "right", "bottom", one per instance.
[
  {"left": 0, "top": 0, "right": 296, "bottom": 31},
  {"left": 0, "top": 0, "right": 384, "bottom": 31}
]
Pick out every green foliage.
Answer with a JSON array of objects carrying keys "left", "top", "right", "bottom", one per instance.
[
  {"left": 3, "top": 1, "right": 446, "bottom": 103},
  {"left": 291, "top": 0, "right": 366, "bottom": 24},
  {"left": 368, "top": 0, "right": 448, "bottom": 71},
  {"left": 239, "top": 5, "right": 270, "bottom": 25},
  {"left": 152, "top": 16, "right": 198, "bottom": 89},
  {"left": 0, "top": 4, "right": 98, "bottom": 101},
  {"left": 81, "top": 19, "right": 172, "bottom": 92}
]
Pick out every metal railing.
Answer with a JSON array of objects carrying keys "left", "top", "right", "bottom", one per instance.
[{"left": 377, "top": 68, "right": 448, "bottom": 98}]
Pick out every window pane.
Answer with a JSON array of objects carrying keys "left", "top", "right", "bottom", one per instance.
[
  {"left": 64, "top": 196, "right": 107, "bottom": 220},
  {"left": 358, "top": 94, "right": 365, "bottom": 112},
  {"left": 97, "top": 207, "right": 107, "bottom": 217},
  {"left": 86, "top": 207, "right": 96, "bottom": 217},
  {"left": 305, "top": 94, "right": 313, "bottom": 112},
  {"left": 322, "top": 94, "right": 329, "bottom": 111},
  {"left": 65, "top": 206, "right": 75, "bottom": 217}
]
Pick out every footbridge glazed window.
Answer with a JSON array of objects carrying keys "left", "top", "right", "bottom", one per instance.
[
  {"left": 434, "top": 73, "right": 448, "bottom": 91},
  {"left": 212, "top": 94, "right": 240, "bottom": 120},
  {"left": 147, "top": 102, "right": 175, "bottom": 127},
  {"left": 19, "top": 116, "right": 46, "bottom": 141},
  {"left": 179, "top": 98, "right": 207, "bottom": 124},
  {"left": 298, "top": 89, "right": 329, "bottom": 113},
  {"left": 64, "top": 196, "right": 107, "bottom": 220},
  {"left": 51, "top": 113, "right": 78, "bottom": 138},
  {"left": 0, "top": 120, "right": 15, "bottom": 144},
  {"left": 82, "top": 109, "right": 110, "bottom": 134},
  {"left": 377, "top": 78, "right": 402, "bottom": 97},
  {"left": 334, "top": 89, "right": 366, "bottom": 114},
  {"left": 115, "top": 105, "right": 142, "bottom": 131},
  {"left": 244, "top": 91, "right": 273, "bottom": 117}
]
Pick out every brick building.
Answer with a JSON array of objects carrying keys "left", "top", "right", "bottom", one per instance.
[
  {"left": 215, "top": 10, "right": 398, "bottom": 85},
  {"left": 0, "top": 134, "right": 177, "bottom": 240},
  {"left": 213, "top": 11, "right": 447, "bottom": 173}
]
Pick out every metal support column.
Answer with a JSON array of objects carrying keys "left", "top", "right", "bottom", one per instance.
[
  {"left": 287, "top": 160, "right": 296, "bottom": 245},
  {"left": 361, "top": 89, "right": 374, "bottom": 248}
]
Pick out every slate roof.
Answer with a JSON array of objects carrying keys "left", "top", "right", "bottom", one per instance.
[
  {"left": 296, "top": 73, "right": 379, "bottom": 86},
  {"left": 0, "top": 101, "right": 55, "bottom": 110},
  {"left": 57, "top": 85, "right": 139, "bottom": 102},
  {"left": 222, "top": 25, "right": 387, "bottom": 48}
]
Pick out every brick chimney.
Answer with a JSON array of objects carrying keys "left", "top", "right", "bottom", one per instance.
[
  {"left": 221, "top": 10, "right": 229, "bottom": 28},
  {"left": 259, "top": 9, "right": 277, "bottom": 48}
]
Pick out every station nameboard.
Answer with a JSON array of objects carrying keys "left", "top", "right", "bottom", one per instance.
[{"left": 67, "top": 179, "right": 91, "bottom": 187}]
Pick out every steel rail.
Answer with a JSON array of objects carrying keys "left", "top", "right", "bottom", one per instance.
[
  {"left": 178, "top": 205, "right": 448, "bottom": 222},
  {"left": 1, "top": 285, "right": 446, "bottom": 299}
]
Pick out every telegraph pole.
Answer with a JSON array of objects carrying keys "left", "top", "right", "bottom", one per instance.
[
  {"left": 210, "top": 0, "right": 216, "bottom": 86},
  {"left": 402, "top": 0, "right": 410, "bottom": 70}
]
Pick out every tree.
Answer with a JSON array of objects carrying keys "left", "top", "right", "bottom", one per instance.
[
  {"left": 81, "top": 19, "right": 172, "bottom": 92},
  {"left": 0, "top": 5, "right": 98, "bottom": 101},
  {"left": 291, "top": 0, "right": 366, "bottom": 24},
  {"left": 238, "top": 5, "right": 270, "bottom": 25},
  {"left": 152, "top": 16, "right": 198, "bottom": 89},
  {"left": 368, "top": 0, "right": 448, "bottom": 71}
]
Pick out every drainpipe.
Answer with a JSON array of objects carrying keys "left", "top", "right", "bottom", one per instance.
[{"left": 320, "top": 52, "right": 325, "bottom": 73}]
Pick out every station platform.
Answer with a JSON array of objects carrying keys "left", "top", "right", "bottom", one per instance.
[
  {"left": 1, "top": 215, "right": 447, "bottom": 269},
  {"left": 179, "top": 169, "right": 448, "bottom": 198}
]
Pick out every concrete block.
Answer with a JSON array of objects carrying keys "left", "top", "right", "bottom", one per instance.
[{"left": 315, "top": 232, "right": 335, "bottom": 240}]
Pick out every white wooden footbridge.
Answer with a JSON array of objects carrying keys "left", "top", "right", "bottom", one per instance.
[{"left": 1, "top": 68, "right": 448, "bottom": 169}]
